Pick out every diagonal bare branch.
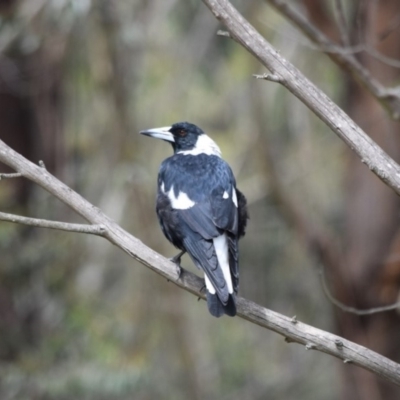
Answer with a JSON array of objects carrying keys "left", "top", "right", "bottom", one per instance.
[
  {"left": 202, "top": 0, "right": 400, "bottom": 197},
  {"left": 0, "top": 138, "right": 399, "bottom": 385}
]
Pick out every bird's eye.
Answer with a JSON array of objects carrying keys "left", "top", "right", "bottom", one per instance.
[{"left": 179, "top": 129, "right": 186, "bottom": 136}]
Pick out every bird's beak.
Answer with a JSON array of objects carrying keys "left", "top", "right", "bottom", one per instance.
[{"left": 140, "top": 126, "right": 174, "bottom": 142}]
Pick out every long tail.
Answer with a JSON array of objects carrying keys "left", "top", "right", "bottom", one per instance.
[
  {"left": 183, "top": 234, "right": 236, "bottom": 317},
  {"left": 207, "top": 292, "right": 236, "bottom": 317}
]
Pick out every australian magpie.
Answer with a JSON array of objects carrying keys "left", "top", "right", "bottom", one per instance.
[{"left": 140, "top": 122, "right": 248, "bottom": 317}]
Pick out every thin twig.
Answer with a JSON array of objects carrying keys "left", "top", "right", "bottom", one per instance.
[
  {"left": 319, "top": 265, "right": 400, "bottom": 315},
  {"left": 333, "top": 0, "right": 350, "bottom": 47},
  {"left": 264, "top": 0, "right": 400, "bottom": 119},
  {"left": 0, "top": 211, "right": 106, "bottom": 236},
  {"left": 252, "top": 73, "right": 282, "bottom": 82},
  {"left": 217, "top": 29, "right": 231, "bottom": 38},
  {"left": 38, "top": 160, "right": 46, "bottom": 169},
  {"left": 0, "top": 172, "right": 22, "bottom": 180},
  {"left": 377, "top": 13, "right": 400, "bottom": 42},
  {"left": 366, "top": 46, "right": 400, "bottom": 69}
]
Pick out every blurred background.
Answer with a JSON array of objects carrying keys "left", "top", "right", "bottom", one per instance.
[{"left": 0, "top": 0, "right": 399, "bottom": 399}]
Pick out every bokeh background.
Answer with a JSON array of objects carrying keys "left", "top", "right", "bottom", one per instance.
[{"left": 0, "top": 0, "right": 400, "bottom": 399}]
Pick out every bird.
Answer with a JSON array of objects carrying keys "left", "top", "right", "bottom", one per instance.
[{"left": 140, "top": 122, "right": 248, "bottom": 317}]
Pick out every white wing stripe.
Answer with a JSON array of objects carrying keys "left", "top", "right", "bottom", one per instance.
[
  {"left": 232, "top": 189, "right": 238, "bottom": 207},
  {"left": 213, "top": 234, "right": 233, "bottom": 294},
  {"left": 204, "top": 274, "right": 216, "bottom": 294}
]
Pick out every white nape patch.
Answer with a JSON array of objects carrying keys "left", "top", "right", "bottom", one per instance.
[
  {"left": 232, "top": 189, "right": 238, "bottom": 207},
  {"left": 167, "top": 185, "right": 195, "bottom": 210},
  {"left": 213, "top": 234, "right": 233, "bottom": 294},
  {"left": 204, "top": 274, "right": 216, "bottom": 294},
  {"left": 223, "top": 191, "right": 229, "bottom": 199},
  {"left": 160, "top": 181, "right": 165, "bottom": 193},
  {"left": 178, "top": 134, "right": 221, "bottom": 157}
]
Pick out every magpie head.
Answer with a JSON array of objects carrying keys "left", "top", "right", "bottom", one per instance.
[{"left": 140, "top": 122, "right": 221, "bottom": 156}]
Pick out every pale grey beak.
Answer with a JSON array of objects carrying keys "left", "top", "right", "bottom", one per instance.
[{"left": 140, "top": 126, "right": 174, "bottom": 142}]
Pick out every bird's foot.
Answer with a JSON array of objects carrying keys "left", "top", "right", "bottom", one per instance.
[
  {"left": 169, "top": 250, "right": 185, "bottom": 279},
  {"left": 197, "top": 284, "right": 206, "bottom": 301}
]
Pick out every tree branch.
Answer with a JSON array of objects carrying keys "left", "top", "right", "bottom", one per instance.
[
  {"left": 0, "top": 211, "right": 106, "bottom": 236},
  {"left": 0, "top": 172, "right": 22, "bottom": 180},
  {"left": 253, "top": 73, "right": 282, "bottom": 82},
  {"left": 264, "top": 0, "right": 400, "bottom": 119},
  {"left": 210, "top": 0, "right": 400, "bottom": 319},
  {"left": 202, "top": 0, "right": 400, "bottom": 197},
  {"left": 333, "top": 0, "right": 350, "bottom": 47},
  {"left": 0, "top": 139, "right": 399, "bottom": 385},
  {"left": 319, "top": 264, "right": 400, "bottom": 316}
]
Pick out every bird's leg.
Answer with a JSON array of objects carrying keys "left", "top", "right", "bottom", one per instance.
[
  {"left": 197, "top": 283, "right": 206, "bottom": 301},
  {"left": 169, "top": 250, "right": 186, "bottom": 278},
  {"left": 170, "top": 250, "right": 185, "bottom": 265}
]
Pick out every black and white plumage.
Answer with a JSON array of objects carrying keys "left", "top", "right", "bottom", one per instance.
[{"left": 140, "top": 122, "right": 248, "bottom": 317}]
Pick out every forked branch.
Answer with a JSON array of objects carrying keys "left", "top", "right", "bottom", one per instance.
[
  {"left": 201, "top": 0, "right": 400, "bottom": 197},
  {"left": 265, "top": 0, "right": 400, "bottom": 119}
]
